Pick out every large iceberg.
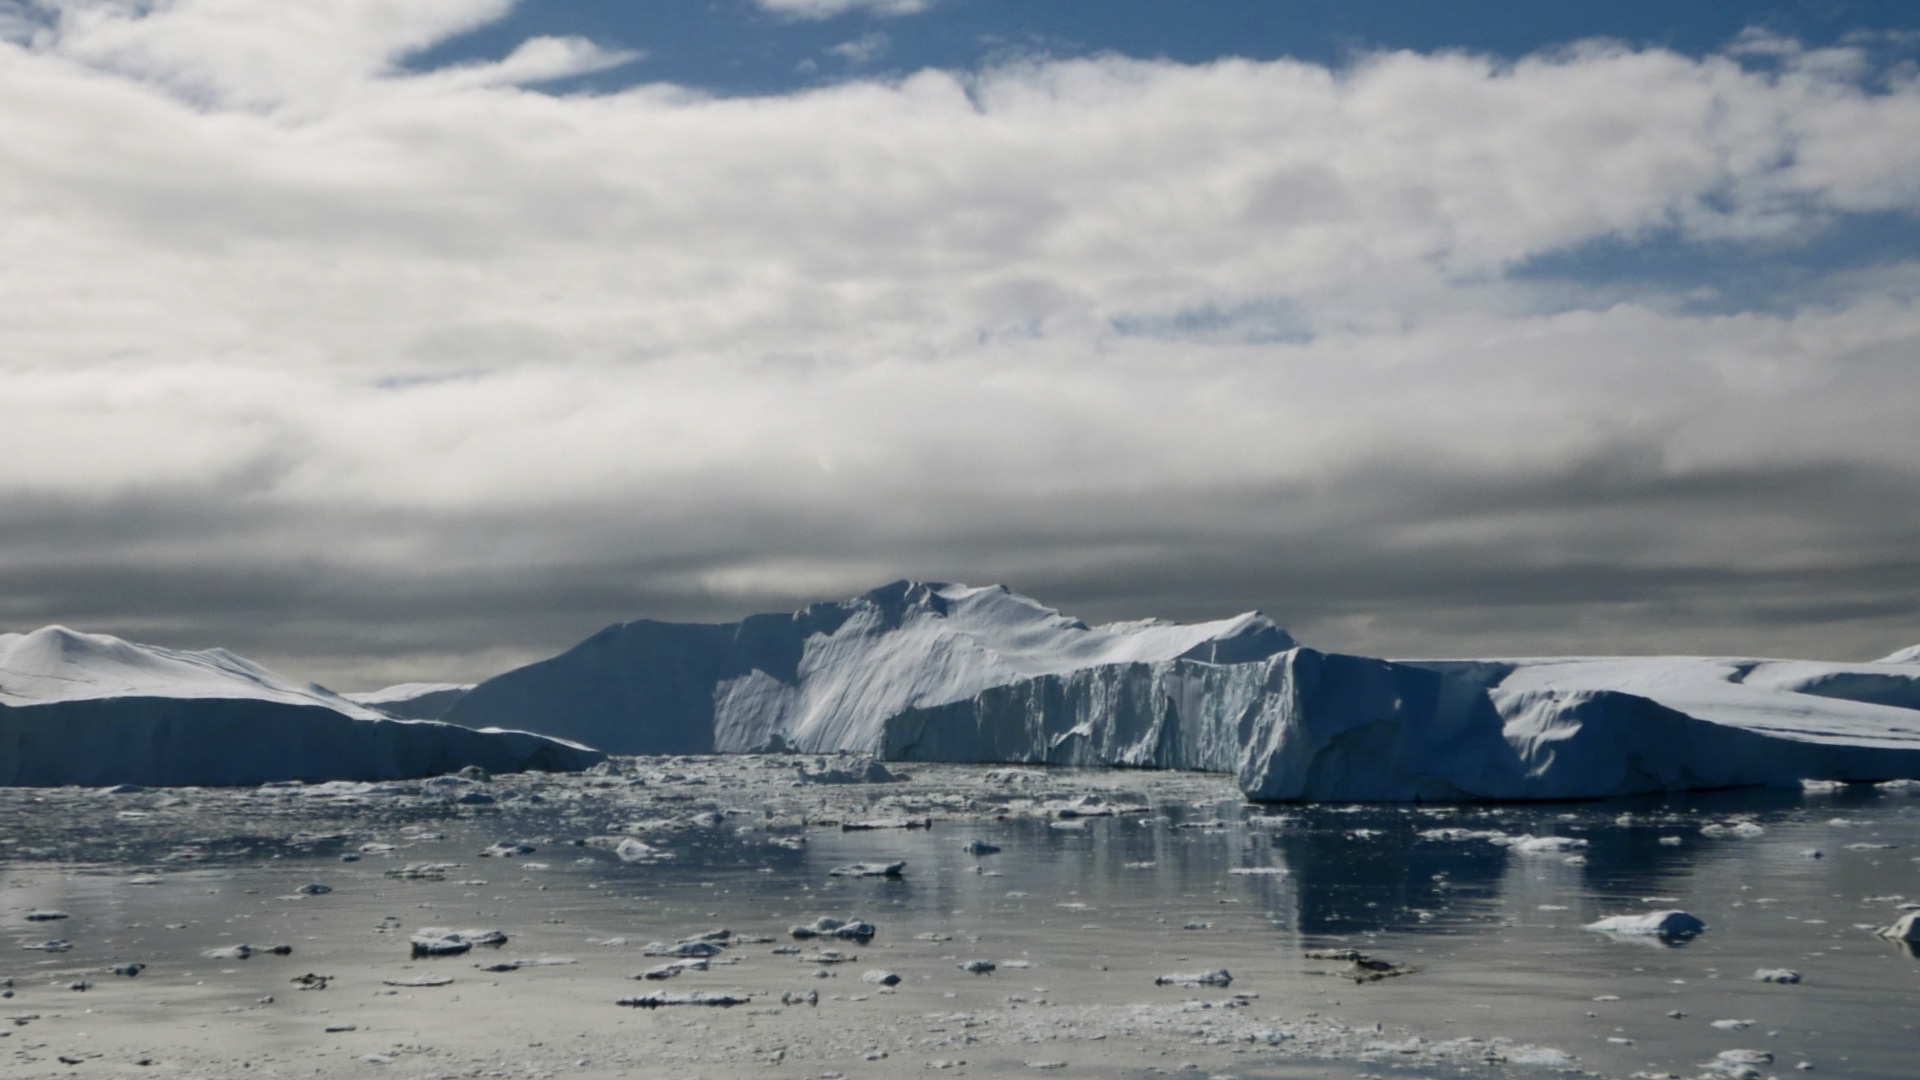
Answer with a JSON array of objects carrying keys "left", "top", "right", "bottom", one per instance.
[
  {"left": 446, "top": 581, "right": 1920, "bottom": 801},
  {"left": 0, "top": 627, "right": 600, "bottom": 786},
  {"left": 444, "top": 580, "right": 1295, "bottom": 754},
  {"left": 884, "top": 648, "right": 1920, "bottom": 800}
]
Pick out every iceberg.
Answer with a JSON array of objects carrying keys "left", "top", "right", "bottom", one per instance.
[
  {"left": 1878, "top": 643, "right": 1920, "bottom": 664},
  {"left": 445, "top": 580, "right": 1295, "bottom": 754},
  {"left": 0, "top": 626, "right": 600, "bottom": 786},
  {"left": 889, "top": 648, "right": 1920, "bottom": 799},
  {"left": 433, "top": 581, "right": 1920, "bottom": 801},
  {"left": 345, "top": 682, "right": 475, "bottom": 720}
]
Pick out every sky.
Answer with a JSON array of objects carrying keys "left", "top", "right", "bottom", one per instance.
[{"left": 2, "top": 0, "right": 1919, "bottom": 689}]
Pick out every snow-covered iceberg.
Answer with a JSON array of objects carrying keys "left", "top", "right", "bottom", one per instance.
[
  {"left": 345, "top": 682, "right": 474, "bottom": 721},
  {"left": 0, "top": 627, "right": 600, "bottom": 786},
  {"left": 441, "top": 579, "right": 1920, "bottom": 801},
  {"left": 444, "top": 580, "right": 1295, "bottom": 754},
  {"left": 887, "top": 647, "right": 1920, "bottom": 799}
]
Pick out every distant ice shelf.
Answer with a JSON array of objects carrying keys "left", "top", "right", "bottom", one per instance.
[{"left": 0, "top": 627, "right": 599, "bottom": 786}]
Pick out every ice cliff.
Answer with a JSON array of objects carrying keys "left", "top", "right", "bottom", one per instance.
[
  {"left": 0, "top": 627, "right": 600, "bottom": 786},
  {"left": 444, "top": 580, "right": 1295, "bottom": 754},
  {"left": 448, "top": 581, "right": 1920, "bottom": 801},
  {"left": 885, "top": 648, "right": 1920, "bottom": 799}
]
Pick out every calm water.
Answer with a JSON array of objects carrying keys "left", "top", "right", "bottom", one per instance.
[{"left": 2, "top": 766, "right": 1917, "bottom": 1079}]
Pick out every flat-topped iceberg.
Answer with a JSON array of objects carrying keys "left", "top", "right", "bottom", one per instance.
[{"left": 0, "top": 626, "right": 601, "bottom": 786}]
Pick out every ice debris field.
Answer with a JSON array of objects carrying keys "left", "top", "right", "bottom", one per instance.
[
  {"left": 6, "top": 581, "right": 1919, "bottom": 797},
  {"left": 3, "top": 757, "right": 1918, "bottom": 1080}
]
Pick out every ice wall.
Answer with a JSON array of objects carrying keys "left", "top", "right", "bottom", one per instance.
[{"left": 886, "top": 647, "right": 1920, "bottom": 800}]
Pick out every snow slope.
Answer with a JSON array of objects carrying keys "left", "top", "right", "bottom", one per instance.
[
  {"left": 1880, "top": 643, "right": 1920, "bottom": 664},
  {"left": 444, "top": 581, "right": 1296, "bottom": 754},
  {"left": 345, "top": 682, "right": 475, "bottom": 721},
  {"left": 0, "top": 627, "right": 600, "bottom": 786}
]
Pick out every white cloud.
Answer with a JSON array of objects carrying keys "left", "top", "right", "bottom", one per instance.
[
  {"left": 755, "top": 0, "right": 931, "bottom": 20},
  {"left": 827, "top": 31, "right": 889, "bottom": 65},
  {"left": 3, "top": 0, "right": 1919, "bottom": 673}
]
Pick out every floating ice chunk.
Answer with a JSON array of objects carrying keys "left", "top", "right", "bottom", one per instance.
[
  {"left": 635, "top": 959, "right": 708, "bottom": 979},
  {"left": 479, "top": 841, "right": 535, "bottom": 858},
  {"left": 382, "top": 975, "right": 454, "bottom": 987},
  {"left": 1875, "top": 912, "right": 1920, "bottom": 941},
  {"left": 24, "top": 911, "right": 68, "bottom": 921},
  {"left": 1303, "top": 949, "right": 1415, "bottom": 982},
  {"left": 1752, "top": 969, "right": 1801, "bottom": 983},
  {"left": 614, "top": 838, "right": 657, "bottom": 862},
  {"left": 962, "top": 839, "right": 1001, "bottom": 855},
  {"left": 1706, "top": 1049, "right": 1772, "bottom": 1078},
  {"left": 959, "top": 959, "right": 997, "bottom": 974},
  {"left": 295, "top": 883, "right": 331, "bottom": 895},
  {"left": 111, "top": 962, "right": 146, "bottom": 977},
  {"left": 410, "top": 928, "right": 507, "bottom": 957},
  {"left": 790, "top": 917, "right": 876, "bottom": 942},
  {"left": 1227, "top": 867, "right": 1287, "bottom": 876},
  {"left": 861, "top": 970, "right": 900, "bottom": 986},
  {"left": 1498, "top": 835, "right": 1589, "bottom": 854},
  {"left": 641, "top": 939, "right": 724, "bottom": 958},
  {"left": 1711, "top": 1018, "right": 1755, "bottom": 1030},
  {"left": 829, "top": 862, "right": 905, "bottom": 878},
  {"left": 1155, "top": 969, "right": 1231, "bottom": 987},
  {"left": 1584, "top": 910, "right": 1705, "bottom": 941},
  {"left": 616, "top": 992, "right": 750, "bottom": 1008},
  {"left": 480, "top": 957, "right": 575, "bottom": 972}
]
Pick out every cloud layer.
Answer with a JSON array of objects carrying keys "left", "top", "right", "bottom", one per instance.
[{"left": 3, "top": 2, "right": 1918, "bottom": 685}]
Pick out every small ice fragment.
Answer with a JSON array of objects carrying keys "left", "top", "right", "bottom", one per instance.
[
  {"left": 24, "top": 911, "right": 68, "bottom": 922},
  {"left": 1752, "top": 968, "right": 1801, "bottom": 984},
  {"left": 861, "top": 970, "right": 901, "bottom": 986},
  {"left": 1583, "top": 910, "right": 1705, "bottom": 941},
  {"left": 959, "top": 959, "right": 996, "bottom": 974},
  {"left": 1155, "top": 969, "right": 1232, "bottom": 988},
  {"left": 828, "top": 862, "right": 905, "bottom": 878},
  {"left": 962, "top": 839, "right": 1000, "bottom": 855}
]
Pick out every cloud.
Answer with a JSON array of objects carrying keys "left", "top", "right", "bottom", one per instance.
[
  {"left": 827, "top": 31, "right": 889, "bottom": 66},
  {"left": 754, "top": 0, "right": 932, "bottom": 20},
  {"left": 2, "top": 2, "right": 1919, "bottom": 681}
]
